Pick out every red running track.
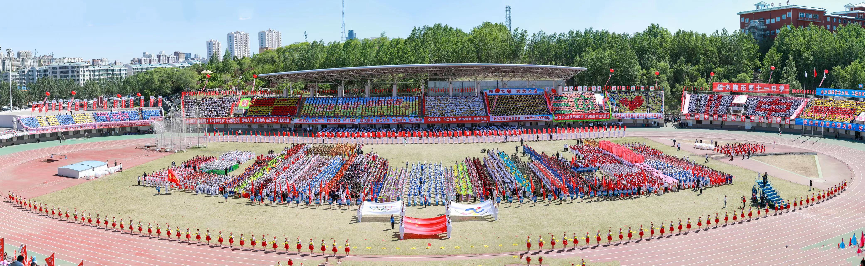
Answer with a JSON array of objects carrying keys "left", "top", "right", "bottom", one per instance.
[{"left": 0, "top": 131, "right": 860, "bottom": 265}]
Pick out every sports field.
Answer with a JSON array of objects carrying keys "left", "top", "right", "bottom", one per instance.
[{"left": 34, "top": 137, "right": 812, "bottom": 256}]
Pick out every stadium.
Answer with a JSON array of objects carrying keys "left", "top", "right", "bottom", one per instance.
[{"left": 1, "top": 58, "right": 861, "bottom": 266}]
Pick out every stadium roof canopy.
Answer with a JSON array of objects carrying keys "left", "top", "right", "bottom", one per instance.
[{"left": 258, "top": 63, "right": 587, "bottom": 83}]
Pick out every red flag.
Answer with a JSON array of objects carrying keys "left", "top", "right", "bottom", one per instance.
[
  {"left": 0, "top": 238, "right": 3, "bottom": 260},
  {"left": 45, "top": 253, "right": 55, "bottom": 266},
  {"left": 78, "top": 260, "right": 84, "bottom": 266},
  {"left": 21, "top": 245, "right": 27, "bottom": 262},
  {"left": 167, "top": 169, "right": 181, "bottom": 186}
]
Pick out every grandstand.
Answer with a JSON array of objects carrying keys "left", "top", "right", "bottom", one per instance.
[{"left": 424, "top": 96, "right": 487, "bottom": 117}]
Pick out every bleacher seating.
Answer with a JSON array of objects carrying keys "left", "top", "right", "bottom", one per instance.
[
  {"left": 20, "top": 117, "right": 40, "bottom": 128},
  {"left": 486, "top": 94, "right": 550, "bottom": 116},
  {"left": 56, "top": 114, "right": 75, "bottom": 125},
  {"left": 607, "top": 91, "right": 664, "bottom": 114},
  {"left": 743, "top": 96, "right": 805, "bottom": 118},
  {"left": 424, "top": 96, "right": 487, "bottom": 117},
  {"left": 550, "top": 92, "right": 604, "bottom": 115},
  {"left": 141, "top": 109, "right": 163, "bottom": 120},
  {"left": 46, "top": 115, "right": 60, "bottom": 126},
  {"left": 122, "top": 110, "right": 141, "bottom": 121},
  {"left": 270, "top": 97, "right": 301, "bottom": 116},
  {"left": 300, "top": 97, "right": 420, "bottom": 118},
  {"left": 93, "top": 112, "right": 110, "bottom": 122},
  {"left": 799, "top": 98, "right": 865, "bottom": 123},
  {"left": 73, "top": 113, "right": 95, "bottom": 124},
  {"left": 686, "top": 94, "right": 733, "bottom": 116},
  {"left": 247, "top": 97, "right": 277, "bottom": 116},
  {"left": 36, "top": 116, "right": 49, "bottom": 127},
  {"left": 183, "top": 96, "right": 238, "bottom": 118}
]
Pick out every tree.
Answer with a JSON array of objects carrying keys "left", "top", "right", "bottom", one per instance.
[
  {"left": 832, "top": 59, "right": 865, "bottom": 90},
  {"left": 780, "top": 55, "right": 802, "bottom": 91}
]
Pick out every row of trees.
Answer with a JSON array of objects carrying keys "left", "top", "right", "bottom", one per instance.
[
  {"left": 4, "top": 22, "right": 865, "bottom": 113},
  {"left": 0, "top": 67, "right": 198, "bottom": 109}
]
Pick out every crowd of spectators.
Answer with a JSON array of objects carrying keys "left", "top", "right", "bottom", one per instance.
[
  {"left": 799, "top": 99, "right": 865, "bottom": 123},
  {"left": 743, "top": 96, "right": 805, "bottom": 118},
  {"left": 551, "top": 92, "right": 605, "bottom": 115},
  {"left": 183, "top": 96, "right": 238, "bottom": 118},
  {"left": 608, "top": 91, "right": 664, "bottom": 114},
  {"left": 424, "top": 96, "right": 488, "bottom": 117},
  {"left": 487, "top": 94, "right": 550, "bottom": 116},
  {"left": 686, "top": 94, "right": 733, "bottom": 116},
  {"left": 299, "top": 97, "right": 420, "bottom": 118},
  {"left": 20, "top": 109, "right": 161, "bottom": 129}
]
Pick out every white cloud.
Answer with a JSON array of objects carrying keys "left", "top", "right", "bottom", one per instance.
[{"left": 239, "top": 16, "right": 251, "bottom": 21}]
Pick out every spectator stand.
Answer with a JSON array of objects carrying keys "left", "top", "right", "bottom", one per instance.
[
  {"left": 606, "top": 89, "right": 665, "bottom": 125},
  {"left": 549, "top": 90, "right": 611, "bottom": 122},
  {"left": 423, "top": 96, "right": 489, "bottom": 124},
  {"left": 485, "top": 88, "right": 553, "bottom": 123}
]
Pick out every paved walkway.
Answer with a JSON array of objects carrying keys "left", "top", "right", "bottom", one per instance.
[{"left": 1, "top": 130, "right": 862, "bottom": 265}]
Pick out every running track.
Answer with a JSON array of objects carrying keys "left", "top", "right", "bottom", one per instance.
[{"left": 0, "top": 131, "right": 860, "bottom": 265}]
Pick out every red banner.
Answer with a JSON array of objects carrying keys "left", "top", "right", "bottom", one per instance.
[
  {"left": 553, "top": 113, "right": 610, "bottom": 121},
  {"left": 712, "top": 82, "right": 790, "bottom": 94},
  {"left": 424, "top": 116, "right": 489, "bottom": 124}
]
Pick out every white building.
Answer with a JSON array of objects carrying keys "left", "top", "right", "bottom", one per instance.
[
  {"left": 258, "top": 28, "right": 282, "bottom": 53},
  {"left": 46, "top": 63, "right": 127, "bottom": 86},
  {"left": 226, "top": 31, "right": 250, "bottom": 59},
  {"left": 206, "top": 39, "right": 221, "bottom": 61},
  {"left": 124, "top": 62, "right": 193, "bottom": 76}
]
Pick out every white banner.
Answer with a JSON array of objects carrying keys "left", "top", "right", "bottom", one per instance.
[
  {"left": 447, "top": 200, "right": 498, "bottom": 220},
  {"left": 357, "top": 201, "right": 403, "bottom": 222}
]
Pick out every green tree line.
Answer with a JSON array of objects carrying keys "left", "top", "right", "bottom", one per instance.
[{"left": 4, "top": 22, "right": 865, "bottom": 113}]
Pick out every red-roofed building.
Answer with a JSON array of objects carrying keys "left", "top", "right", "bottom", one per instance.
[{"left": 738, "top": 2, "right": 865, "bottom": 40}]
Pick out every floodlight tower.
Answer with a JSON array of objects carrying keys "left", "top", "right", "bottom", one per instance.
[{"left": 505, "top": 6, "right": 512, "bottom": 31}]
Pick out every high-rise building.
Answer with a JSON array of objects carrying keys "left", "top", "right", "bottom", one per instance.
[
  {"left": 347, "top": 30, "right": 357, "bottom": 40},
  {"left": 206, "top": 39, "right": 221, "bottom": 61},
  {"left": 738, "top": 2, "right": 865, "bottom": 40},
  {"left": 226, "top": 31, "right": 250, "bottom": 58},
  {"left": 258, "top": 29, "right": 282, "bottom": 53}
]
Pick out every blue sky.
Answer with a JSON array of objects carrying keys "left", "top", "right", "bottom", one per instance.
[{"left": 0, "top": 0, "right": 855, "bottom": 62}]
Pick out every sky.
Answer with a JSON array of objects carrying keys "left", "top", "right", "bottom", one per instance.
[{"left": 0, "top": 0, "right": 858, "bottom": 62}]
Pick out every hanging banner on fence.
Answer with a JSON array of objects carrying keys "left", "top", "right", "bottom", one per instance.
[
  {"left": 292, "top": 117, "right": 424, "bottom": 124},
  {"left": 424, "top": 116, "right": 489, "bottom": 124},
  {"left": 484, "top": 88, "right": 544, "bottom": 95},
  {"left": 185, "top": 117, "right": 292, "bottom": 124},
  {"left": 712, "top": 83, "right": 790, "bottom": 94},
  {"left": 552, "top": 113, "right": 609, "bottom": 121},
  {"left": 22, "top": 120, "right": 154, "bottom": 134},
  {"left": 815, "top": 88, "right": 865, "bottom": 98},
  {"left": 490, "top": 114, "right": 553, "bottom": 122},
  {"left": 612, "top": 113, "right": 663, "bottom": 119},
  {"left": 796, "top": 118, "right": 865, "bottom": 132}
]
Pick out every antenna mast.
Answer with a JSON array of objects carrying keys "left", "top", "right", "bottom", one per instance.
[
  {"left": 505, "top": 6, "right": 512, "bottom": 31},
  {"left": 341, "top": 0, "right": 346, "bottom": 41}
]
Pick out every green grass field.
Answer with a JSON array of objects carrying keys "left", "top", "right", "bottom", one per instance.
[{"left": 35, "top": 137, "right": 812, "bottom": 257}]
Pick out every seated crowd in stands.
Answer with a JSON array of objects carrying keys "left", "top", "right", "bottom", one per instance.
[
  {"left": 299, "top": 97, "right": 420, "bottom": 118},
  {"left": 687, "top": 94, "right": 733, "bottom": 116},
  {"left": 183, "top": 96, "right": 238, "bottom": 118},
  {"left": 743, "top": 96, "right": 805, "bottom": 118},
  {"left": 19, "top": 109, "right": 161, "bottom": 129},
  {"left": 607, "top": 91, "right": 664, "bottom": 114},
  {"left": 551, "top": 92, "right": 605, "bottom": 115},
  {"left": 424, "top": 96, "right": 487, "bottom": 117},
  {"left": 487, "top": 94, "right": 550, "bottom": 116},
  {"left": 799, "top": 98, "right": 865, "bottom": 123}
]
